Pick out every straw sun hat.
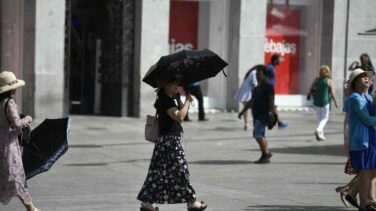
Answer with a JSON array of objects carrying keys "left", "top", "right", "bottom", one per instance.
[
  {"left": 348, "top": 68, "right": 373, "bottom": 87},
  {"left": 0, "top": 71, "right": 25, "bottom": 94}
]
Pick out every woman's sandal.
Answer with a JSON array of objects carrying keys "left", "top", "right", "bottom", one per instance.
[
  {"left": 25, "top": 203, "right": 41, "bottom": 211},
  {"left": 335, "top": 185, "right": 358, "bottom": 208},
  {"left": 345, "top": 195, "right": 359, "bottom": 208},
  {"left": 187, "top": 201, "right": 207, "bottom": 211},
  {"left": 140, "top": 202, "right": 159, "bottom": 211},
  {"left": 335, "top": 186, "right": 349, "bottom": 207}
]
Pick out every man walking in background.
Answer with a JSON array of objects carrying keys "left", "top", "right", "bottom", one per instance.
[
  {"left": 238, "top": 65, "right": 275, "bottom": 164},
  {"left": 184, "top": 82, "right": 207, "bottom": 121},
  {"left": 266, "top": 54, "right": 288, "bottom": 128}
]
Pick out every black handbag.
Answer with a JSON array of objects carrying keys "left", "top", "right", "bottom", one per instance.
[
  {"left": 3, "top": 98, "right": 31, "bottom": 146},
  {"left": 267, "top": 112, "right": 277, "bottom": 130}
]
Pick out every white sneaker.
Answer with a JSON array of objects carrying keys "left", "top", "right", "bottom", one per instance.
[{"left": 315, "top": 130, "right": 325, "bottom": 141}]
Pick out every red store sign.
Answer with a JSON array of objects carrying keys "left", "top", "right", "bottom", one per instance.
[
  {"left": 265, "top": 8, "right": 301, "bottom": 94},
  {"left": 169, "top": 0, "right": 199, "bottom": 53}
]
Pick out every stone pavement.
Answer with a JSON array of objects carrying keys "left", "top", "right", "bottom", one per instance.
[{"left": 2, "top": 111, "right": 356, "bottom": 211}]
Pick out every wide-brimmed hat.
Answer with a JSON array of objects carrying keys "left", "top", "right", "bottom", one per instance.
[
  {"left": 348, "top": 68, "right": 373, "bottom": 87},
  {"left": 0, "top": 71, "right": 25, "bottom": 94}
]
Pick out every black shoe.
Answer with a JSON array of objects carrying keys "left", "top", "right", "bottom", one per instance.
[
  {"left": 366, "top": 202, "right": 376, "bottom": 211},
  {"left": 345, "top": 195, "right": 359, "bottom": 208},
  {"left": 199, "top": 118, "right": 208, "bottom": 121},
  {"left": 254, "top": 152, "right": 272, "bottom": 164},
  {"left": 359, "top": 203, "right": 376, "bottom": 211}
]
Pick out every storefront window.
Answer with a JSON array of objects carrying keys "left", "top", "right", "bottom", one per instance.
[{"left": 265, "top": 0, "right": 322, "bottom": 95}]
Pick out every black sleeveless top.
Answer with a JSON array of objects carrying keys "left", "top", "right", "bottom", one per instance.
[{"left": 154, "top": 92, "right": 183, "bottom": 135}]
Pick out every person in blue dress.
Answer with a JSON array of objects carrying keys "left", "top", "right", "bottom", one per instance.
[{"left": 344, "top": 68, "right": 376, "bottom": 210}]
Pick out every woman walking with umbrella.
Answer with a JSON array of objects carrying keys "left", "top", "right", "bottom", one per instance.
[
  {"left": 137, "top": 74, "right": 207, "bottom": 211},
  {"left": 0, "top": 71, "right": 40, "bottom": 211}
]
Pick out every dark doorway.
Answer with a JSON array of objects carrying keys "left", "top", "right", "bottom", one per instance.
[{"left": 68, "top": 0, "right": 136, "bottom": 116}]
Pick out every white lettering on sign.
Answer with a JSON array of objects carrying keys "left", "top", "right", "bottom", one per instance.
[
  {"left": 169, "top": 39, "right": 193, "bottom": 53},
  {"left": 264, "top": 38, "right": 297, "bottom": 56}
]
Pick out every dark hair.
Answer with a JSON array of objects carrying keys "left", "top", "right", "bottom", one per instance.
[
  {"left": 166, "top": 76, "right": 178, "bottom": 85},
  {"left": 271, "top": 54, "right": 280, "bottom": 63},
  {"left": 0, "top": 91, "right": 11, "bottom": 102},
  {"left": 350, "top": 72, "right": 368, "bottom": 90},
  {"left": 351, "top": 79, "right": 356, "bottom": 90},
  {"left": 256, "top": 65, "right": 267, "bottom": 74},
  {"left": 244, "top": 64, "right": 263, "bottom": 81},
  {"left": 360, "top": 53, "right": 374, "bottom": 72}
]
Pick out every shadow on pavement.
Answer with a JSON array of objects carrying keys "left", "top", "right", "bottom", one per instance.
[
  {"left": 190, "top": 160, "right": 253, "bottom": 165},
  {"left": 64, "top": 158, "right": 150, "bottom": 166},
  {"left": 189, "top": 160, "right": 344, "bottom": 166},
  {"left": 185, "top": 131, "right": 342, "bottom": 142},
  {"left": 269, "top": 145, "right": 344, "bottom": 156},
  {"left": 244, "top": 205, "right": 348, "bottom": 210}
]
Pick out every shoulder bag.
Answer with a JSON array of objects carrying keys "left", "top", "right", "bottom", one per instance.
[{"left": 145, "top": 111, "right": 159, "bottom": 143}]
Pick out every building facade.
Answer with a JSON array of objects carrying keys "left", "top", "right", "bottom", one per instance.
[{"left": 1, "top": 0, "right": 376, "bottom": 118}]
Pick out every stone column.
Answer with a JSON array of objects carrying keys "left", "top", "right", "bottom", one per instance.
[
  {"left": 226, "top": 0, "right": 267, "bottom": 111},
  {"left": 135, "top": 0, "right": 170, "bottom": 116},
  {"left": 22, "top": 0, "right": 36, "bottom": 116},
  {"left": 206, "top": 0, "right": 229, "bottom": 110},
  {"left": 331, "top": 0, "right": 351, "bottom": 108},
  {"left": 0, "top": 0, "right": 23, "bottom": 106},
  {"left": 34, "top": 0, "right": 66, "bottom": 118}
]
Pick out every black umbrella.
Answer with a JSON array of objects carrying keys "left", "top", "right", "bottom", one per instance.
[
  {"left": 143, "top": 49, "right": 228, "bottom": 88},
  {"left": 23, "top": 117, "right": 70, "bottom": 180}
]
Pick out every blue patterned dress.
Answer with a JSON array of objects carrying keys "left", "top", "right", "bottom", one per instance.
[{"left": 350, "top": 96, "right": 376, "bottom": 170}]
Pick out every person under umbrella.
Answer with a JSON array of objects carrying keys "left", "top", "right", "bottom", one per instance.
[
  {"left": 0, "top": 71, "right": 40, "bottom": 211},
  {"left": 143, "top": 49, "right": 228, "bottom": 89},
  {"left": 137, "top": 74, "right": 207, "bottom": 211}
]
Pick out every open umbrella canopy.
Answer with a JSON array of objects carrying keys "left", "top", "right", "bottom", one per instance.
[
  {"left": 23, "top": 117, "right": 70, "bottom": 180},
  {"left": 143, "top": 49, "right": 228, "bottom": 88}
]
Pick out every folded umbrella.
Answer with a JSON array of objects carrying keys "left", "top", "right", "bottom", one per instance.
[
  {"left": 22, "top": 117, "right": 70, "bottom": 180},
  {"left": 143, "top": 49, "right": 228, "bottom": 88}
]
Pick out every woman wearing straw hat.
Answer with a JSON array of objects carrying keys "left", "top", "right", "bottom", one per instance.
[
  {"left": 137, "top": 74, "right": 207, "bottom": 211},
  {"left": 0, "top": 71, "right": 40, "bottom": 211},
  {"left": 343, "top": 68, "right": 376, "bottom": 210}
]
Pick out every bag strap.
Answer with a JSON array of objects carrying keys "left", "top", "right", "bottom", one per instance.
[
  {"left": 3, "top": 98, "right": 11, "bottom": 125},
  {"left": 154, "top": 91, "right": 159, "bottom": 118}
]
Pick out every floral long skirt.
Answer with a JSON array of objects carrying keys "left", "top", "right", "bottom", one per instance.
[
  {"left": 137, "top": 134, "right": 196, "bottom": 204},
  {"left": 0, "top": 137, "right": 32, "bottom": 205}
]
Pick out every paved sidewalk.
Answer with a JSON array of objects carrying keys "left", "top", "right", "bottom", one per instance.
[{"left": 2, "top": 111, "right": 355, "bottom": 211}]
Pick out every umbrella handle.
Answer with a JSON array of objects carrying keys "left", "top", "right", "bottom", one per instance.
[{"left": 222, "top": 70, "right": 228, "bottom": 77}]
